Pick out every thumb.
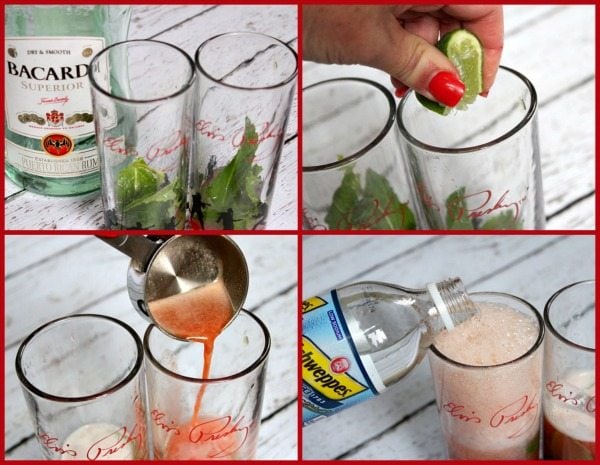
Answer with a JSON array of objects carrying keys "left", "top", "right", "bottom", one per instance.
[{"left": 376, "top": 25, "right": 465, "bottom": 107}]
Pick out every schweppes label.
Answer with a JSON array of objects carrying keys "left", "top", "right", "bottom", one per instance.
[
  {"left": 302, "top": 290, "right": 380, "bottom": 426},
  {"left": 302, "top": 336, "right": 367, "bottom": 401},
  {"left": 302, "top": 296, "right": 327, "bottom": 313}
]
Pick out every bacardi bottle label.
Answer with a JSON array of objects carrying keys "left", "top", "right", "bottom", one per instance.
[{"left": 5, "top": 36, "right": 108, "bottom": 178}]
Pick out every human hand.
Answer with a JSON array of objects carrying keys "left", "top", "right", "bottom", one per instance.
[{"left": 303, "top": 5, "right": 503, "bottom": 107}]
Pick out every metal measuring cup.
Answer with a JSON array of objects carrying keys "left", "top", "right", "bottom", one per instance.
[{"left": 97, "top": 235, "right": 249, "bottom": 340}]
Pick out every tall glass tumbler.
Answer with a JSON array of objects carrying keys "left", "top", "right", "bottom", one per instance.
[
  {"left": 428, "top": 293, "right": 544, "bottom": 459},
  {"left": 191, "top": 32, "right": 297, "bottom": 230},
  {"left": 303, "top": 78, "right": 418, "bottom": 230},
  {"left": 15, "top": 315, "right": 148, "bottom": 460},
  {"left": 397, "top": 66, "right": 544, "bottom": 230},
  {"left": 144, "top": 310, "right": 270, "bottom": 459},
  {"left": 90, "top": 40, "right": 196, "bottom": 230},
  {"left": 543, "top": 280, "right": 595, "bottom": 459}
]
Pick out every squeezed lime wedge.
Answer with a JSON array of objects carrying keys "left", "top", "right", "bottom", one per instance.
[{"left": 417, "top": 29, "right": 484, "bottom": 115}]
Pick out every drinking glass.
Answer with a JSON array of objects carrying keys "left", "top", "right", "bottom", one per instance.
[
  {"left": 303, "top": 78, "right": 418, "bottom": 230},
  {"left": 90, "top": 39, "right": 196, "bottom": 230},
  {"left": 428, "top": 292, "right": 544, "bottom": 459},
  {"left": 15, "top": 314, "right": 148, "bottom": 460},
  {"left": 191, "top": 32, "right": 297, "bottom": 230},
  {"left": 144, "top": 310, "right": 270, "bottom": 459},
  {"left": 543, "top": 280, "right": 595, "bottom": 459},
  {"left": 397, "top": 66, "right": 545, "bottom": 230}
]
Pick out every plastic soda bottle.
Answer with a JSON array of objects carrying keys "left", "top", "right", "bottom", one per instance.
[{"left": 302, "top": 277, "right": 477, "bottom": 426}]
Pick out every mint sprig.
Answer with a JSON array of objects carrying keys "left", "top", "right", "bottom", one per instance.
[
  {"left": 113, "top": 157, "right": 184, "bottom": 229},
  {"left": 121, "top": 176, "right": 184, "bottom": 229},
  {"left": 194, "top": 117, "right": 267, "bottom": 230},
  {"left": 445, "top": 187, "right": 524, "bottom": 230},
  {"left": 325, "top": 167, "right": 416, "bottom": 230}
]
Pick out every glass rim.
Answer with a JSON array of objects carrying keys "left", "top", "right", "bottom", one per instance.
[
  {"left": 89, "top": 39, "right": 197, "bottom": 104},
  {"left": 143, "top": 309, "right": 271, "bottom": 384},
  {"left": 396, "top": 66, "right": 538, "bottom": 154},
  {"left": 15, "top": 314, "right": 144, "bottom": 403},
  {"left": 302, "top": 77, "right": 396, "bottom": 172},
  {"left": 430, "top": 291, "right": 545, "bottom": 369},
  {"left": 544, "top": 279, "right": 595, "bottom": 352},
  {"left": 194, "top": 31, "right": 298, "bottom": 91}
]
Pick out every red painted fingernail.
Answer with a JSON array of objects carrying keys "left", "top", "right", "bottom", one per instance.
[
  {"left": 428, "top": 71, "right": 465, "bottom": 107},
  {"left": 480, "top": 90, "right": 489, "bottom": 98},
  {"left": 394, "top": 86, "right": 408, "bottom": 98}
]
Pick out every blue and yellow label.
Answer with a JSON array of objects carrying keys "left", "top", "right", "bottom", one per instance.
[
  {"left": 302, "top": 296, "right": 328, "bottom": 313},
  {"left": 302, "top": 290, "right": 378, "bottom": 426}
]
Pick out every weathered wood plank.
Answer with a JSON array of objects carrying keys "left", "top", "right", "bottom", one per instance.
[
  {"left": 538, "top": 81, "right": 595, "bottom": 222},
  {"left": 5, "top": 239, "right": 127, "bottom": 347},
  {"left": 150, "top": 5, "right": 297, "bottom": 59},
  {"left": 5, "top": 235, "right": 93, "bottom": 276},
  {"left": 129, "top": 6, "right": 217, "bottom": 40},
  {"left": 257, "top": 402, "right": 298, "bottom": 459},
  {"left": 546, "top": 194, "right": 595, "bottom": 230},
  {"left": 347, "top": 400, "right": 445, "bottom": 459},
  {"left": 504, "top": 5, "right": 564, "bottom": 36},
  {"left": 303, "top": 236, "right": 438, "bottom": 295}
]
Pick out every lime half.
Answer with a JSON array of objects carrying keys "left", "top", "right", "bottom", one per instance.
[{"left": 417, "top": 29, "right": 484, "bottom": 115}]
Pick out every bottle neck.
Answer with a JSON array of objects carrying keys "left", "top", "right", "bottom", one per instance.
[{"left": 427, "top": 278, "right": 478, "bottom": 331}]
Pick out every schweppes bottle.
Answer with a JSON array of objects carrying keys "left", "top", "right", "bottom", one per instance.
[{"left": 302, "top": 277, "right": 477, "bottom": 426}]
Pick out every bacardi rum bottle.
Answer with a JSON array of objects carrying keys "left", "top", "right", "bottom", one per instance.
[{"left": 5, "top": 6, "right": 131, "bottom": 196}]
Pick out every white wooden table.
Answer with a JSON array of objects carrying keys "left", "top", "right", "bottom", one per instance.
[
  {"left": 4, "top": 234, "right": 298, "bottom": 459},
  {"left": 302, "top": 235, "right": 595, "bottom": 459},
  {"left": 5, "top": 5, "right": 298, "bottom": 230},
  {"left": 303, "top": 5, "right": 595, "bottom": 230}
]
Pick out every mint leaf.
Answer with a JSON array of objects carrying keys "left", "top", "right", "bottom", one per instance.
[
  {"left": 445, "top": 187, "right": 524, "bottom": 230},
  {"left": 195, "top": 117, "right": 267, "bottom": 229},
  {"left": 202, "top": 117, "right": 260, "bottom": 209},
  {"left": 121, "top": 176, "right": 185, "bottom": 229},
  {"left": 525, "top": 434, "right": 539, "bottom": 458},
  {"left": 481, "top": 211, "right": 523, "bottom": 230},
  {"left": 445, "top": 187, "right": 474, "bottom": 229},
  {"left": 324, "top": 166, "right": 360, "bottom": 229},
  {"left": 325, "top": 166, "right": 416, "bottom": 230},
  {"left": 114, "top": 157, "right": 183, "bottom": 229},
  {"left": 358, "top": 169, "right": 416, "bottom": 229},
  {"left": 117, "top": 158, "right": 166, "bottom": 207}
]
